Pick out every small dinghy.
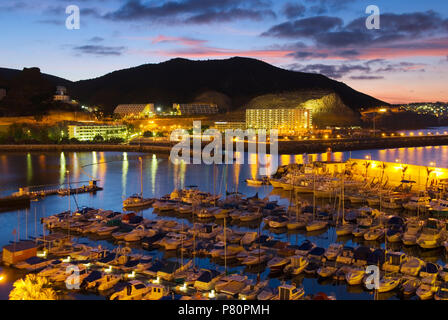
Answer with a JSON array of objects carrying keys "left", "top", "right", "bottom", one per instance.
[{"left": 401, "top": 278, "right": 421, "bottom": 296}]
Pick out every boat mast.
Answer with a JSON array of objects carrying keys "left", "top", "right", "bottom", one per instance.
[
  {"left": 67, "top": 170, "right": 70, "bottom": 238},
  {"left": 313, "top": 163, "right": 316, "bottom": 219},
  {"left": 139, "top": 157, "right": 143, "bottom": 197},
  {"left": 224, "top": 216, "right": 227, "bottom": 275}
]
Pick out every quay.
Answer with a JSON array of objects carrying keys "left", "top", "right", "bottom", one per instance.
[
  {"left": 0, "top": 180, "right": 103, "bottom": 210},
  {"left": 0, "top": 134, "right": 448, "bottom": 155}
]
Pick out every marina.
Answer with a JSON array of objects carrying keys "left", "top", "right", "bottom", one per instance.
[{"left": 1, "top": 148, "right": 448, "bottom": 300}]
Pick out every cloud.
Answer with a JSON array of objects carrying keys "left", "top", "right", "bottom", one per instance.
[
  {"left": 150, "top": 35, "right": 207, "bottom": 47},
  {"left": 288, "top": 63, "right": 369, "bottom": 79},
  {"left": 286, "top": 59, "right": 426, "bottom": 80},
  {"left": 263, "top": 10, "right": 448, "bottom": 61},
  {"left": 282, "top": 3, "right": 306, "bottom": 19},
  {"left": 350, "top": 75, "right": 384, "bottom": 80},
  {"left": 89, "top": 37, "right": 104, "bottom": 43},
  {"left": 103, "top": 0, "right": 276, "bottom": 24},
  {"left": 73, "top": 45, "right": 126, "bottom": 56},
  {"left": 304, "top": 0, "right": 356, "bottom": 14},
  {"left": 262, "top": 16, "right": 343, "bottom": 38}
]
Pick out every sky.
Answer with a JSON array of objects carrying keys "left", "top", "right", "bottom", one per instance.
[{"left": 1, "top": 0, "right": 448, "bottom": 104}]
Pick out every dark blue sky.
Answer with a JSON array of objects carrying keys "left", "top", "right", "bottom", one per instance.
[{"left": 1, "top": 0, "right": 448, "bottom": 103}]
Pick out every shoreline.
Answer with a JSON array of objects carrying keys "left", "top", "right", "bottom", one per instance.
[{"left": 0, "top": 135, "right": 448, "bottom": 154}]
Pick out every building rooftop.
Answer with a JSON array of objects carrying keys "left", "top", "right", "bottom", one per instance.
[{"left": 3, "top": 240, "right": 37, "bottom": 252}]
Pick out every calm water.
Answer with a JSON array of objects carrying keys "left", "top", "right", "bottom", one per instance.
[{"left": 1, "top": 146, "right": 448, "bottom": 300}]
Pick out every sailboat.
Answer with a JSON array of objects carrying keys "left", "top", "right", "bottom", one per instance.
[
  {"left": 335, "top": 171, "right": 353, "bottom": 236},
  {"left": 305, "top": 166, "right": 328, "bottom": 232},
  {"left": 123, "top": 157, "right": 154, "bottom": 209}
]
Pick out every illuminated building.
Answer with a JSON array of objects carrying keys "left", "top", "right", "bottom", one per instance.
[
  {"left": 53, "top": 86, "right": 71, "bottom": 102},
  {"left": 246, "top": 108, "right": 312, "bottom": 135},
  {"left": 213, "top": 121, "right": 246, "bottom": 131},
  {"left": 173, "top": 103, "right": 219, "bottom": 115},
  {"left": 114, "top": 104, "right": 155, "bottom": 119},
  {"left": 68, "top": 124, "right": 128, "bottom": 141}
]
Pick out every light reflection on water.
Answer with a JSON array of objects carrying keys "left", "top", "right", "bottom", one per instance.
[{"left": 0, "top": 146, "right": 448, "bottom": 300}]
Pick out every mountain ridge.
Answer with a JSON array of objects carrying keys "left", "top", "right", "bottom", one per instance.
[{"left": 0, "top": 57, "right": 388, "bottom": 120}]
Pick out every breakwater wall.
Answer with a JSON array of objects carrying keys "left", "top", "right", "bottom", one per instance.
[{"left": 0, "top": 135, "right": 448, "bottom": 154}]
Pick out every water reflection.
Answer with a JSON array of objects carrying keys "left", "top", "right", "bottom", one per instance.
[
  {"left": 122, "top": 152, "right": 128, "bottom": 198},
  {"left": 59, "top": 152, "right": 66, "bottom": 185},
  {"left": 150, "top": 154, "right": 158, "bottom": 195},
  {"left": 26, "top": 153, "right": 32, "bottom": 184},
  {"left": 1, "top": 147, "right": 448, "bottom": 300}
]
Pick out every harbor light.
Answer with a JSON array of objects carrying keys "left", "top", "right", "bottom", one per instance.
[{"left": 37, "top": 250, "right": 47, "bottom": 258}]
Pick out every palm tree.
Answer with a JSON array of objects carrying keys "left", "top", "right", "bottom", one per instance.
[
  {"left": 9, "top": 274, "right": 58, "bottom": 300},
  {"left": 401, "top": 165, "right": 409, "bottom": 181},
  {"left": 364, "top": 161, "right": 371, "bottom": 181},
  {"left": 380, "top": 163, "right": 387, "bottom": 184},
  {"left": 426, "top": 167, "right": 434, "bottom": 188}
]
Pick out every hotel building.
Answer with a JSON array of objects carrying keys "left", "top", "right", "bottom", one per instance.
[
  {"left": 246, "top": 108, "right": 312, "bottom": 135},
  {"left": 68, "top": 124, "right": 128, "bottom": 141},
  {"left": 173, "top": 103, "right": 219, "bottom": 115},
  {"left": 213, "top": 121, "right": 247, "bottom": 132},
  {"left": 114, "top": 104, "right": 155, "bottom": 119}
]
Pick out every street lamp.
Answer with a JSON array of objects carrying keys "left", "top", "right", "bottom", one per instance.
[{"left": 373, "top": 108, "right": 387, "bottom": 137}]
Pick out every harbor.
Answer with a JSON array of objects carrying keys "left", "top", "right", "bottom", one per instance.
[{"left": 1, "top": 148, "right": 448, "bottom": 300}]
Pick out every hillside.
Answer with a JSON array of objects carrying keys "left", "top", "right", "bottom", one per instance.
[
  {"left": 69, "top": 57, "right": 387, "bottom": 116},
  {"left": 0, "top": 58, "right": 387, "bottom": 123},
  {"left": 0, "top": 68, "right": 75, "bottom": 116}
]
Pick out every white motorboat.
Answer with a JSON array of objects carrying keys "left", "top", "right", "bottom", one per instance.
[
  {"left": 336, "top": 223, "right": 354, "bottom": 236},
  {"left": 363, "top": 226, "right": 385, "bottom": 241},
  {"left": 124, "top": 225, "right": 155, "bottom": 242},
  {"left": 306, "top": 220, "right": 328, "bottom": 232},
  {"left": 110, "top": 280, "right": 150, "bottom": 300},
  {"left": 400, "top": 257, "right": 425, "bottom": 276},
  {"left": 417, "top": 219, "right": 446, "bottom": 249},
  {"left": 273, "top": 284, "right": 305, "bottom": 300},
  {"left": 375, "top": 276, "right": 401, "bottom": 293},
  {"left": 64, "top": 265, "right": 91, "bottom": 288},
  {"left": 267, "top": 257, "right": 290, "bottom": 271},
  {"left": 317, "top": 265, "right": 338, "bottom": 278},
  {"left": 383, "top": 252, "right": 407, "bottom": 273},
  {"left": 240, "top": 232, "right": 257, "bottom": 245},
  {"left": 268, "top": 216, "right": 289, "bottom": 228},
  {"left": 215, "top": 274, "right": 250, "bottom": 296},
  {"left": 345, "top": 267, "right": 365, "bottom": 285},
  {"left": 402, "top": 196, "right": 430, "bottom": 211},
  {"left": 239, "top": 211, "right": 262, "bottom": 222},
  {"left": 402, "top": 219, "right": 423, "bottom": 245},
  {"left": 324, "top": 243, "right": 343, "bottom": 261},
  {"left": 284, "top": 255, "right": 309, "bottom": 275},
  {"left": 123, "top": 194, "right": 154, "bottom": 209},
  {"left": 142, "top": 284, "right": 169, "bottom": 300},
  {"left": 83, "top": 271, "right": 122, "bottom": 291},
  {"left": 416, "top": 283, "right": 436, "bottom": 300}
]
